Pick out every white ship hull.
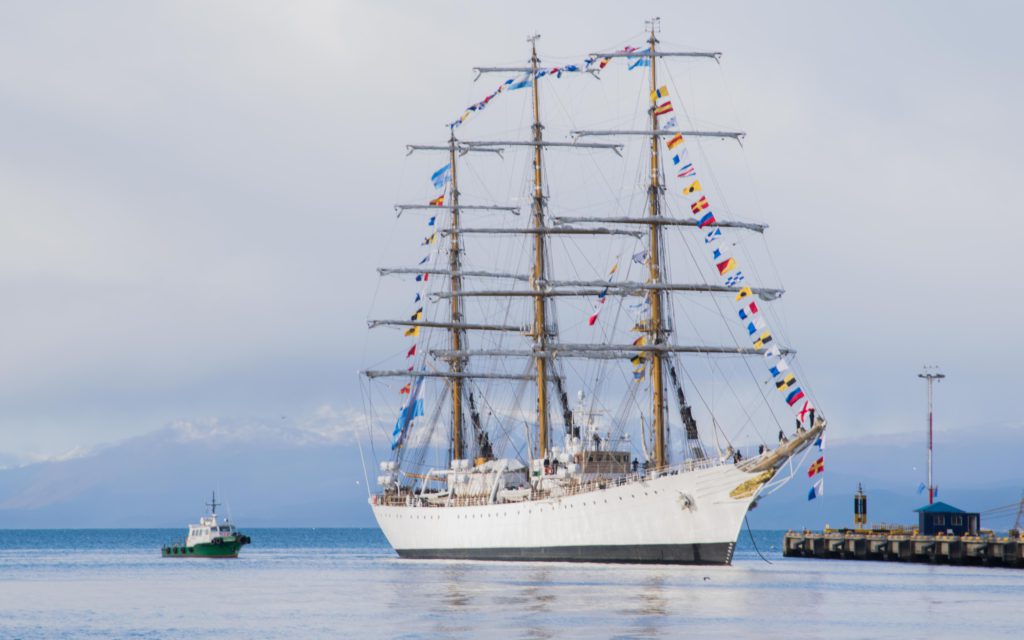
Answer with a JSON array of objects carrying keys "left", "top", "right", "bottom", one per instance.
[{"left": 371, "top": 463, "right": 767, "bottom": 565}]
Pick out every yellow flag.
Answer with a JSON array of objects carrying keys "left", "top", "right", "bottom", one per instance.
[
  {"left": 683, "top": 180, "right": 702, "bottom": 195},
  {"left": 404, "top": 326, "right": 420, "bottom": 337},
  {"left": 650, "top": 85, "right": 669, "bottom": 102},
  {"left": 735, "top": 286, "right": 753, "bottom": 302}
]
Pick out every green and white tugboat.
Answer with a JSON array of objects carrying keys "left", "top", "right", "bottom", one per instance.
[{"left": 161, "top": 492, "right": 251, "bottom": 558}]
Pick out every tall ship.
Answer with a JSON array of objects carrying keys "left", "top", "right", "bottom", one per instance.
[{"left": 362, "top": 20, "right": 827, "bottom": 565}]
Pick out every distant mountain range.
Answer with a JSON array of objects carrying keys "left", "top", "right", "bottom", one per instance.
[
  {"left": 0, "top": 419, "right": 1020, "bottom": 530},
  {"left": 0, "top": 418, "right": 378, "bottom": 528}
]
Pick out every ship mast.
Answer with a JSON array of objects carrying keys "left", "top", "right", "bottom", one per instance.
[
  {"left": 645, "top": 19, "right": 668, "bottom": 469},
  {"left": 447, "top": 132, "right": 465, "bottom": 462},
  {"left": 528, "top": 34, "right": 551, "bottom": 460}
]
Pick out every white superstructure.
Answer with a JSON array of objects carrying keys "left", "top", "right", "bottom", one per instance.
[{"left": 186, "top": 514, "right": 239, "bottom": 548}]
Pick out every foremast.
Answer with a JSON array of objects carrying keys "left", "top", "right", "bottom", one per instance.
[{"left": 446, "top": 132, "right": 465, "bottom": 462}]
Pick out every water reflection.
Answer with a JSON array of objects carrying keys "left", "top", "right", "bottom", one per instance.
[
  {"left": 443, "top": 566, "right": 470, "bottom": 609},
  {"left": 622, "top": 570, "right": 669, "bottom": 638}
]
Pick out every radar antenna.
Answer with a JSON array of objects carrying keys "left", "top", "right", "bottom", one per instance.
[{"left": 206, "top": 491, "right": 220, "bottom": 515}]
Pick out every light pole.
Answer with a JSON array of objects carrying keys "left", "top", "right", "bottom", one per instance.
[{"left": 918, "top": 366, "right": 945, "bottom": 505}]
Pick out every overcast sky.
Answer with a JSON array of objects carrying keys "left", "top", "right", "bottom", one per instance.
[{"left": 2, "top": 1, "right": 1023, "bottom": 461}]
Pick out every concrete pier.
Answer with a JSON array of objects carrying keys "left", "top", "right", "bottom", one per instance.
[{"left": 783, "top": 529, "right": 1024, "bottom": 568}]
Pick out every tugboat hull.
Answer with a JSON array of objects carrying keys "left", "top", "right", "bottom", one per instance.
[{"left": 162, "top": 536, "right": 250, "bottom": 558}]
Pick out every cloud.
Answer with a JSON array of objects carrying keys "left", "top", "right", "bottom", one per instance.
[{"left": 1, "top": 1, "right": 1023, "bottom": 462}]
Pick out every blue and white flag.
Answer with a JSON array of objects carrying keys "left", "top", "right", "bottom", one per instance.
[
  {"left": 391, "top": 375, "right": 425, "bottom": 450},
  {"left": 814, "top": 434, "right": 825, "bottom": 452},
  {"left": 431, "top": 164, "right": 451, "bottom": 189},
  {"left": 724, "top": 272, "right": 745, "bottom": 287},
  {"left": 627, "top": 49, "right": 651, "bottom": 70},
  {"left": 507, "top": 72, "right": 531, "bottom": 91},
  {"left": 808, "top": 478, "right": 824, "bottom": 501},
  {"left": 916, "top": 482, "right": 927, "bottom": 495},
  {"left": 746, "top": 318, "right": 766, "bottom": 336}
]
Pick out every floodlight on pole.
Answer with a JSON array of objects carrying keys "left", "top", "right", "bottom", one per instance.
[{"left": 918, "top": 366, "right": 945, "bottom": 505}]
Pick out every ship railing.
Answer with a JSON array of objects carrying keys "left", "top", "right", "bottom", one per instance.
[{"left": 373, "top": 454, "right": 741, "bottom": 507}]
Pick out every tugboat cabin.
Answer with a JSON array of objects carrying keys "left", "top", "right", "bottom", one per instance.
[{"left": 188, "top": 516, "right": 238, "bottom": 545}]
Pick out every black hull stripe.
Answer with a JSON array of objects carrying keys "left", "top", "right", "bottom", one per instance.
[{"left": 396, "top": 542, "right": 735, "bottom": 565}]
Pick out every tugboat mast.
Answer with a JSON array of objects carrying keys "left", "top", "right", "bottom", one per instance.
[{"left": 207, "top": 491, "right": 220, "bottom": 515}]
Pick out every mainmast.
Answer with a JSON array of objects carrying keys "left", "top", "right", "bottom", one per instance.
[
  {"left": 645, "top": 19, "right": 668, "bottom": 469},
  {"left": 447, "top": 132, "right": 465, "bottom": 462},
  {"left": 528, "top": 34, "right": 551, "bottom": 460}
]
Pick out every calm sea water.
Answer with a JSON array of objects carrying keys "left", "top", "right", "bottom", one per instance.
[{"left": 0, "top": 528, "right": 1022, "bottom": 639}]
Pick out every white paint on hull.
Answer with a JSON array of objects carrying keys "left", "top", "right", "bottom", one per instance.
[{"left": 371, "top": 463, "right": 761, "bottom": 557}]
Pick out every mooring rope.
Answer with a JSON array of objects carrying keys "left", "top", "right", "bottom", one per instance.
[{"left": 745, "top": 514, "right": 773, "bottom": 565}]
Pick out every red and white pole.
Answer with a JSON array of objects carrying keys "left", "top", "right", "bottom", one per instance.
[{"left": 918, "top": 367, "right": 945, "bottom": 505}]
